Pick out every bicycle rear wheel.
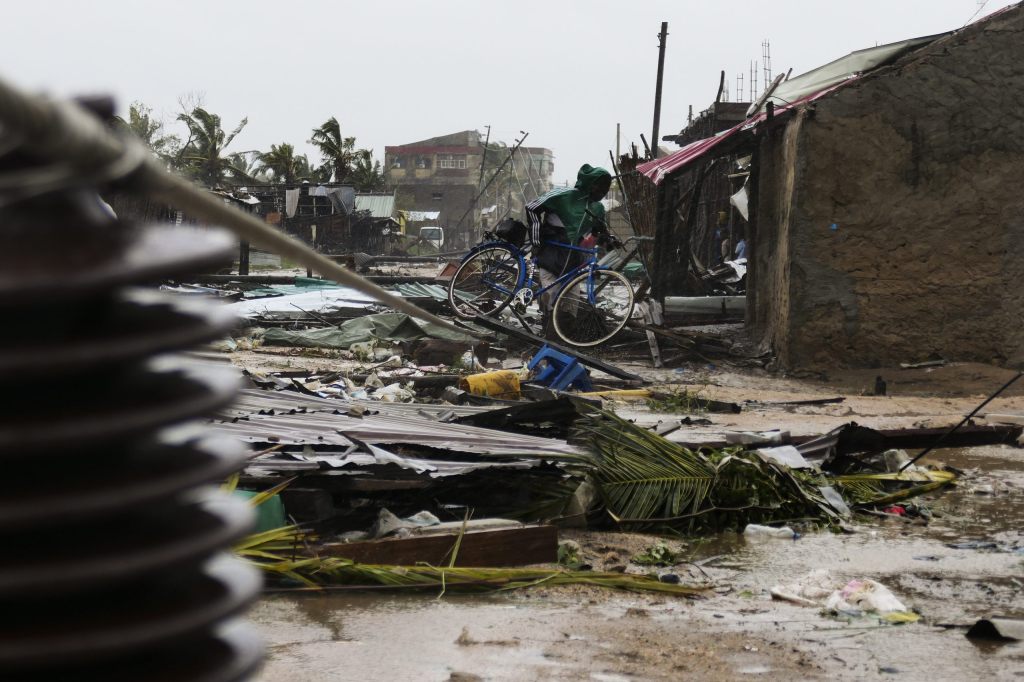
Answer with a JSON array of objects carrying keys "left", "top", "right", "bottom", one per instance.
[
  {"left": 447, "top": 244, "right": 524, "bottom": 320},
  {"left": 552, "top": 269, "right": 634, "bottom": 347}
]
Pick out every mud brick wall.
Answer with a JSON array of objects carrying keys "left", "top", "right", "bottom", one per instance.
[{"left": 752, "top": 8, "right": 1024, "bottom": 369}]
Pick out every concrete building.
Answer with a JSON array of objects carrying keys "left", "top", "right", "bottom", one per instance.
[{"left": 385, "top": 131, "right": 553, "bottom": 248}]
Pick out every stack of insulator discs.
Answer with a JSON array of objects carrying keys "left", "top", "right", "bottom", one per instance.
[{"left": 0, "top": 183, "right": 262, "bottom": 680}]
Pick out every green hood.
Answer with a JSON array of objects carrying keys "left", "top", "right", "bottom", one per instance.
[
  {"left": 539, "top": 164, "right": 611, "bottom": 242},
  {"left": 574, "top": 164, "right": 612, "bottom": 196}
]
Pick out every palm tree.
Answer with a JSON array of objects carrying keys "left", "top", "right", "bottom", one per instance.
[
  {"left": 113, "top": 101, "right": 181, "bottom": 168},
  {"left": 176, "top": 107, "right": 249, "bottom": 187},
  {"left": 226, "top": 151, "right": 268, "bottom": 184},
  {"left": 309, "top": 117, "right": 370, "bottom": 184},
  {"left": 257, "top": 143, "right": 304, "bottom": 185},
  {"left": 350, "top": 155, "right": 386, "bottom": 192}
]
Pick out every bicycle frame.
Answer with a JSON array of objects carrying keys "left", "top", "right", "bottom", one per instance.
[
  {"left": 527, "top": 240, "right": 607, "bottom": 300},
  {"left": 451, "top": 231, "right": 651, "bottom": 338}
]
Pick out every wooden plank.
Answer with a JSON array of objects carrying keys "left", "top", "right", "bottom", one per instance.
[
  {"left": 319, "top": 525, "right": 558, "bottom": 567},
  {"left": 637, "top": 300, "right": 664, "bottom": 368}
]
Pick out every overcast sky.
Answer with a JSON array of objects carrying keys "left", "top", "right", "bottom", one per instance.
[{"left": 3, "top": 0, "right": 1013, "bottom": 187}]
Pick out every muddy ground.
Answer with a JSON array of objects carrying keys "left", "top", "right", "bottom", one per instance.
[{"left": 241, "top": 357, "right": 1024, "bottom": 680}]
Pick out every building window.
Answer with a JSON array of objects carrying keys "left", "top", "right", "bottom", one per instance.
[
  {"left": 391, "top": 157, "right": 404, "bottom": 168},
  {"left": 432, "top": 192, "right": 444, "bottom": 201},
  {"left": 416, "top": 157, "right": 431, "bottom": 169},
  {"left": 438, "top": 154, "right": 467, "bottom": 169}
]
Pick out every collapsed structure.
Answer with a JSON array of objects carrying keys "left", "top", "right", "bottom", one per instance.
[{"left": 634, "top": 4, "right": 1024, "bottom": 370}]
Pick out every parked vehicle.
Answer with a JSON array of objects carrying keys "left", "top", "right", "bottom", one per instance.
[{"left": 419, "top": 226, "right": 444, "bottom": 251}]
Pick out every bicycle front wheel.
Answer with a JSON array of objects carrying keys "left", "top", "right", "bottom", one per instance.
[
  {"left": 447, "top": 244, "right": 524, "bottom": 320},
  {"left": 552, "top": 269, "right": 635, "bottom": 347}
]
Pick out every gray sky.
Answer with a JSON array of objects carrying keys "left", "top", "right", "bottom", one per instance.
[{"left": 3, "top": 0, "right": 1013, "bottom": 186}]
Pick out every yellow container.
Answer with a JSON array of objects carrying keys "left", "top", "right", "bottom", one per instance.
[{"left": 459, "top": 370, "right": 522, "bottom": 400}]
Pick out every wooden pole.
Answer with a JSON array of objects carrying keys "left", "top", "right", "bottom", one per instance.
[{"left": 651, "top": 22, "right": 669, "bottom": 159}]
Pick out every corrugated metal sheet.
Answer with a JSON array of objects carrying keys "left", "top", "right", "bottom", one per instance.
[
  {"left": 354, "top": 194, "right": 396, "bottom": 219},
  {"left": 214, "top": 388, "right": 584, "bottom": 459},
  {"left": 389, "top": 282, "right": 452, "bottom": 301}
]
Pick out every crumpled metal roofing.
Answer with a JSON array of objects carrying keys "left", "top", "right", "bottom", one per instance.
[
  {"left": 215, "top": 388, "right": 585, "bottom": 459},
  {"left": 249, "top": 444, "right": 540, "bottom": 479}
]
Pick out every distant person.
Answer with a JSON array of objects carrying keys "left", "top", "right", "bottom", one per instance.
[
  {"left": 735, "top": 237, "right": 748, "bottom": 260},
  {"left": 525, "top": 164, "right": 612, "bottom": 329},
  {"left": 714, "top": 212, "right": 729, "bottom": 264}
]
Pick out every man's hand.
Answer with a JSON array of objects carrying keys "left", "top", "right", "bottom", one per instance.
[{"left": 598, "top": 232, "right": 623, "bottom": 250}]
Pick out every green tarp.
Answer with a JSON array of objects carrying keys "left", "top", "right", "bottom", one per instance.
[
  {"left": 242, "top": 276, "right": 344, "bottom": 299},
  {"left": 262, "top": 312, "right": 474, "bottom": 349}
]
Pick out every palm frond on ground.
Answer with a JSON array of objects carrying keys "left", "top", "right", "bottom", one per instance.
[{"left": 574, "top": 406, "right": 955, "bottom": 532}]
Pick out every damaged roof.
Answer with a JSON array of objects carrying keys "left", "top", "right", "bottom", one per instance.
[{"left": 640, "top": 32, "right": 953, "bottom": 184}]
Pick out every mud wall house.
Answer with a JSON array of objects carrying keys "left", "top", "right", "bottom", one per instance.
[{"left": 639, "top": 4, "right": 1024, "bottom": 370}]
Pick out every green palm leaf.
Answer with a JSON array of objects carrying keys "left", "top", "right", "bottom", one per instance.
[{"left": 576, "top": 408, "right": 717, "bottom": 523}]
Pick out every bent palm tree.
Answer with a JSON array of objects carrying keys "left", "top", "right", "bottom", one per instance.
[
  {"left": 309, "top": 117, "right": 370, "bottom": 184},
  {"left": 113, "top": 101, "right": 181, "bottom": 168},
  {"left": 258, "top": 143, "right": 303, "bottom": 185},
  {"left": 351, "top": 155, "right": 386, "bottom": 191},
  {"left": 177, "top": 107, "right": 248, "bottom": 187}
]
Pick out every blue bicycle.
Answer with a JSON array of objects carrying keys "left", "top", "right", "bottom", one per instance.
[{"left": 446, "top": 221, "right": 642, "bottom": 347}]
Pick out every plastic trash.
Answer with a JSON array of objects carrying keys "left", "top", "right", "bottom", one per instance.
[
  {"left": 457, "top": 350, "right": 485, "bottom": 371},
  {"left": 743, "top": 524, "right": 797, "bottom": 539},
  {"left": 363, "top": 373, "right": 384, "bottom": 389},
  {"left": 350, "top": 341, "right": 376, "bottom": 361},
  {"left": 773, "top": 571, "right": 918, "bottom": 621},
  {"left": 825, "top": 578, "right": 908, "bottom": 615},
  {"left": 375, "top": 383, "right": 413, "bottom": 402},
  {"left": 459, "top": 370, "right": 521, "bottom": 399}
]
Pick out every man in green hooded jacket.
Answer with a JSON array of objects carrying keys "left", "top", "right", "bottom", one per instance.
[{"left": 525, "top": 164, "right": 612, "bottom": 317}]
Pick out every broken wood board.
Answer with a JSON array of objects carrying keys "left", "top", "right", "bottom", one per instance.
[{"left": 320, "top": 525, "right": 558, "bottom": 567}]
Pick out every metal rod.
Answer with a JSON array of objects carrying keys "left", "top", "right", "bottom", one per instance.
[
  {"left": 451, "top": 132, "right": 529, "bottom": 235},
  {"left": 901, "top": 370, "right": 1024, "bottom": 471}
]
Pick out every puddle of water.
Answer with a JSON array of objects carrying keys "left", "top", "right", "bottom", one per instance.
[{"left": 250, "top": 593, "right": 571, "bottom": 681}]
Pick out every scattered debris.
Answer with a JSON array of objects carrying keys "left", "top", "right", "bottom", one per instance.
[
  {"left": 632, "top": 541, "right": 681, "bottom": 566},
  {"left": 771, "top": 570, "right": 918, "bottom": 622}
]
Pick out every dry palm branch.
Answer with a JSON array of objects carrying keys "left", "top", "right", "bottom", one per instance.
[{"left": 235, "top": 524, "right": 707, "bottom": 596}]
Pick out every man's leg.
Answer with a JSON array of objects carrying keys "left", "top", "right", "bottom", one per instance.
[{"left": 537, "top": 267, "right": 560, "bottom": 339}]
